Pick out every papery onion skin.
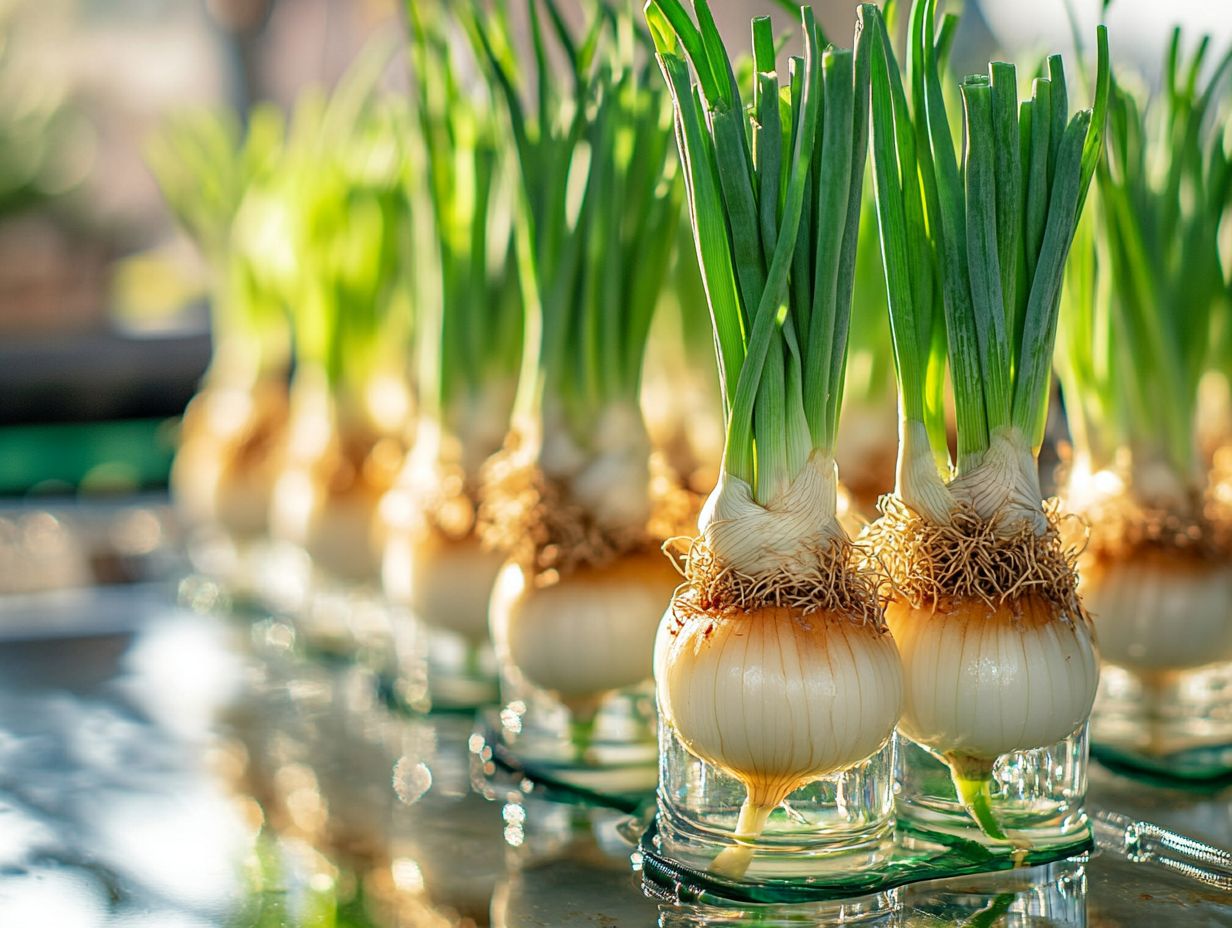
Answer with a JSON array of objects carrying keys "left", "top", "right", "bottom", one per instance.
[
  {"left": 384, "top": 532, "right": 503, "bottom": 644},
  {"left": 1083, "top": 549, "right": 1232, "bottom": 673},
  {"left": 886, "top": 595, "right": 1099, "bottom": 761},
  {"left": 489, "top": 552, "right": 678, "bottom": 710},
  {"left": 658, "top": 605, "right": 903, "bottom": 808}
]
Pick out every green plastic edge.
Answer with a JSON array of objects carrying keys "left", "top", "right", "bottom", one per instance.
[{"left": 0, "top": 418, "right": 175, "bottom": 495}]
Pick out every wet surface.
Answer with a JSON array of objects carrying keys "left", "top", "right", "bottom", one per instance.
[{"left": 0, "top": 556, "right": 1229, "bottom": 925}]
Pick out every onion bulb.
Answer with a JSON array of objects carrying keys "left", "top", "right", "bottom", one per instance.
[
  {"left": 268, "top": 386, "right": 402, "bottom": 585},
  {"left": 1082, "top": 550, "right": 1232, "bottom": 675},
  {"left": 383, "top": 530, "right": 504, "bottom": 645},
  {"left": 380, "top": 412, "right": 510, "bottom": 644},
  {"left": 886, "top": 595, "right": 1099, "bottom": 839},
  {"left": 489, "top": 552, "right": 678, "bottom": 719},
  {"left": 270, "top": 455, "right": 394, "bottom": 584},
  {"left": 657, "top": 606, "right": 901, "bottom": 875},
  {"left": 172, "top": 381, "right": 287, "bottom": 541}
]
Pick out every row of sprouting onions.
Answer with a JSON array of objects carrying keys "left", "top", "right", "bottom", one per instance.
[{"left": 156, "top": 0, "right": 1232, "bottom": 862}]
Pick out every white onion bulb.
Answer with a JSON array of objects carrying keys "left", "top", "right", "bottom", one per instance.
[
  {"left": 384, "top": 530, "right": 503, "bottom": 644},
  {"left": 659, "top": 606, "right": 901, "bottom": 808},
  {"left": 270, "top": 465, "right": 385, "bottom": 584},
  {"left": 887, "top": 596, "right": 1099, "bottom": 762},
  {"left": 1083, "top": 551, "right": 1232, "bottom": 673},
  {"left": 173, "top": 434, "right": 271, "bottom": 539},
  {"left": 378, "top": 418, "right": 505, "bottom": 643},
  {"left": 489, "top": 553, "right": 678, "bottom": 716},
  {"left": 658, "top": 605, "right": 901, "bottom": 875},
  {"left": 172, "top": 385, "right": 284, "bottom": 539}
]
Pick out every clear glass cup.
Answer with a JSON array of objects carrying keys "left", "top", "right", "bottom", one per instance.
[
  {"left": 1080, "top": 549, "right": 1232, "bottom": 777},
  {"left": 1091, "top": 663, "right": 1232, "bottom": 776},
  {"left": 655, "top": 718, "right": 897, "bottom": 880},
  {"left": 487, "top": 554, "right": 670, "bottom": 794},
  {"left": 491, "top": 798, "right": 660, "bottom": 928},
  {"left": 494, "top": 673, "right": 660, "bottom": 795},
  {"left": 894, "top": 726, "right": 1091, "bottom": 851},
  {"left": 419, "top": 628, "right": 501, "bottom": 709}
]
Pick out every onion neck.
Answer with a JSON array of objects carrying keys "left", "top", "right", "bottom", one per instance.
[
  {"left": 1067, "top": 441, "right": 1203, "bottom": 523},
  {"left": 360, "top": 368, "right": 413, "bottom": 439},
  {"left": 896, "top": 417, "right": 954, "bottom": 525},
  {"left": 439, "top": 380, "right": 517, "bottom": 481},
  {"left": 205, "top": 331, "right": 278, "bottom": 393},
  {"left": 521, "top": 399, "right": 654, "bottom": 538},
  {"left": 1128, "top": 445, "right": 1200, "bottom": 518},
  {"left": 1062, "top": 451, "right": 1127, "bottom": 516},
  {"left": 897, "top": 422, "right": 1048, "bottom": 535},
  {"left": 285, "top": 370, "right": 337, "bottom": 461},
  {"left": 701, "top": 450, "right": 847, "bottom": 579},
  {"left": 1197, "top": 371, "right": 1232, "bottom": 458},
  {"left": 947, "top": 427, "right": 1047, "bottom": 535},
  {"left": 287, "top": 367, "right": 402, "bottom": 461},
  {"left": 398, "top": 419, "right": 453, "bottom": 504}
]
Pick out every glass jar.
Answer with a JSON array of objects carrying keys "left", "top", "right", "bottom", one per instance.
[
  {"left": 379, "top": 491, "right": 504, "bottom": 710},
  {"left": 380, "top": 530, "right": 500, "bottom": 712},
  {"left": 1091, "top": 663, "right": 1232, "bottom": 777},
  {"left": 487, "top": 556, "right": 670, "bottom": 793},
  {"left": 417, "top": 626, "right": 501, "bottom": 710},
  {"left": 491, "top": 798, "right": 659, "bottom": 928},
  {"left": 1080, "top": 551, "right": 1232, "bottom": 777},
  {"left": 493, "top": 674, "right": 660, "bottom": 795},
  {"left": 894, "top": 727, "right": 1092, "bottom": 851},
  {"left": 655, "top": 891, "right": 900, "bottom": 926},
  {"left": 655, "top": 720, "right": 897, "bottom": 881},
  {"left": 181, "top": 530, "right": 275, "bottom": 610}
]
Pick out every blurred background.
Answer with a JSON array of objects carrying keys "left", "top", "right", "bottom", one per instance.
[
  {"left": 0, "top": 0, "right": 1227, "bottom": 498},
  {"left": 0, "top": 0, "right": 393, "bottom": 495},
  {"left": 2, "top": 0, "right": 1229, "bottom": 649}
]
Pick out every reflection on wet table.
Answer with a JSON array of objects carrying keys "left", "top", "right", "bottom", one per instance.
[{"left": 0, "top": 573, "right": 1229, "bottom": 926}]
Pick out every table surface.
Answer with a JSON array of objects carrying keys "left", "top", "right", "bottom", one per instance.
[{"left": 0, "top": 530, "right": 1228, "bottom": 926}]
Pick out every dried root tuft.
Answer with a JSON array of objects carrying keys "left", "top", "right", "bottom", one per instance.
[
  {"left": 477, "top": 435, "right": 699, "bottom": 587},
  {"left": 665, "top": 533, "right": 884, "bottom": 629},
  {"left": 314, "top": 429, "right": 402, "bottom": 500},
  {"left": 412, "top": 460, "right": 481, "bottom": 543},
  {"left": 1057, "top": 455, "right": 1232, "bottom": 564},
  {"left": 864, "top": 494, "right": 1086, "bottom": 621}
]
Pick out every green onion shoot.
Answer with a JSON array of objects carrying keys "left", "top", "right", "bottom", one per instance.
[
  {"left": 149, "top": 106, "right": 291, "bottom": 543},
  {"left": 465, "top": 0, "right": 687, "bottom": 729},
  {"left": 1057, "top": 29, "right": 1232, "bottom": 691},
  {"left": 648, "top": 1, "right": 902, "bottom": 877},
  {"left": 380, "top": 1, "right": 523, "bottom": 650},
  {"left": 264, "top": 46, "right": 414, "bottom": 585},
  {"left": 863, "top": 0, "right": 1108, "bottom": 844}
]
